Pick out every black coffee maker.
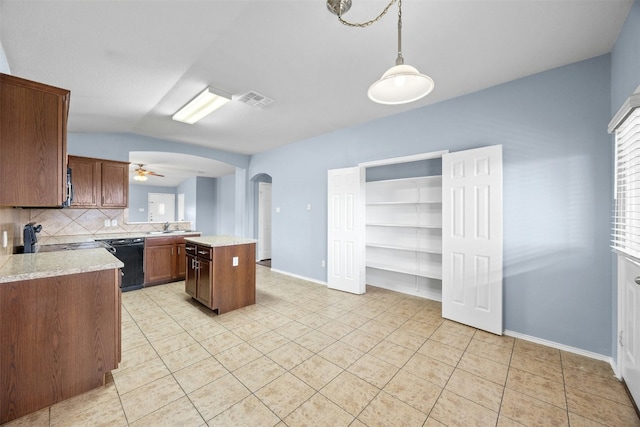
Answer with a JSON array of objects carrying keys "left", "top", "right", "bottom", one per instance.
[{"left": 23, "top": 222, "right": 42, "bottom": 253}]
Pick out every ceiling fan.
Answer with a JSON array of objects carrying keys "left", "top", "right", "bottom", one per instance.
[{"left": 133, "top": 164, "right": 164, "bottom": 181}]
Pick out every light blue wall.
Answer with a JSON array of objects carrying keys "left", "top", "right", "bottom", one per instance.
[
  {"left": 0, "top": 41, "right": 10, "bottom": 74},
  {"left": 216, "top": 174, "right": 236, "bottom": 235},
  {"left": 248, "top": 54, "right": 613, "bottom": 355},
  {"left": 195, "top": 177, "right": 216, "bottom": 236},
  {"left": 128, "top": 184, "right": 177, "bottom": 223}
]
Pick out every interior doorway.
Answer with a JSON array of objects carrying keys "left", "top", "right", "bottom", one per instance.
[
  {"left": 258, "top": 182, "right": 272, "bottom": 262},
  {"left": 148, "top": 193, "right": 175, "bottom": 222}
]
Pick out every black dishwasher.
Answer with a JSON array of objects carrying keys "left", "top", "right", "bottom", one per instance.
[{"left": 98, "top": 237, "right": 144, "bottom": 292}]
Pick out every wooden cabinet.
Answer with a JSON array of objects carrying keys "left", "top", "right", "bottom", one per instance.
[
  {"left": 0, "top": 73, "right": 70, "bottom": 207},
  {"left": 0, "top": 269, "right": 121, "bottom": 424},
  {"left": 185, "top": 240, "right": 256, "bottom": 314},
  {"left": 68, "top": 155, "right": 129, "bottom": 208},
  {"left": 145, "top": 234, "right": 199, "bottom": 286},
  {"left": 365, "top": 175, "right": 443, "bottom": 300}
]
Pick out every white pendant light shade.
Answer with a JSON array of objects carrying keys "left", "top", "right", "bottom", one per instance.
[{"left": 367, "top": 64, "right": 434, "bottom": 105}]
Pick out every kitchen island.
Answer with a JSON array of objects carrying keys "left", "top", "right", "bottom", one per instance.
[
  {"left": 184, "top": 235, "right": 256, "bottom": 314},
  {"left": 0, "top": 249, "right": 123, "bottom": 424}
]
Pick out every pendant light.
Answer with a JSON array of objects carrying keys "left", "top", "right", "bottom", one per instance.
[{"left": 327, "top": 0, "right": 434, "bottom": 105}]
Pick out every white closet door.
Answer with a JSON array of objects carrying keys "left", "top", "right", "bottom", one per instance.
[
  {"left": 327, "top": 167, "right": 365, "bottom": 294},
  {"left": 442, "top": 145, "right": 503, "bottom": 335}
]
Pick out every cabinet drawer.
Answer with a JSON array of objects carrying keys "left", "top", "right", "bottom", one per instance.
[
  {"left": 145, "top": 236, "right": 175, "bottom": 246},
  {"left": 195, "top": 246, "right": 213, "bottom": 260}
]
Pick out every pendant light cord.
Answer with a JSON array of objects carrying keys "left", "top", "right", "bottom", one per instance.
[{"left": 337, "top": 0, "right": 397, "bottom": 28}]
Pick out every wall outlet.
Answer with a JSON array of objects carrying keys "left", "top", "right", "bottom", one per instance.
[
  {"left": 2, "top": 231, "right": 7, "bottom": 248},
  {"left": 307, "top": 204, "right": 311, "bottom": 211},
  {"left": 104, "top": 219, "right": 110, "bottom": 227},
  {"left": 232, "top": 256, "right": 239, "bottom": 267},
  {"left": 322, "top": 259, "right": 326, "bottom": 267},
  {"left": 111, "top": 219, "right": 117, "bottom": 226},
  {"left": 275, "top": 207, "right": 281, "bottom": 213}
]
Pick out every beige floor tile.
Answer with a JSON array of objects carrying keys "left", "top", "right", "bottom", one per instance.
[
  {"left": 562, "top": 351, "right": 617, "bottom": 379},
  {"left": 457, "top": 352, "right": 509, "bottom": 386},
  {"left": 173, "top": 356, "right": 229, "bottom": 394},
  {"left": 374, "top": 310, "right": 411, "bottom": 328},
  {"left": 297, "top": 312, "right": 332, "bottom": 329},
  {"left": 52, "top": 396, "right": 127, "bottom": 427},
  {"left": 500, "top": 388, "right": 568, "bottom": 426},
  {"left": 358, "top": 391, "right": 427, "bottom": 427},
  {"left": 506, "top": 367, "right": 566, "bottom": 409},
  {"left": 568, "top": 412, "right": 612, "bottom": 427},
  {"left": 290, "top": 354, "right": 343, "bottom": 390},
  {"left": 566, "top": 387, "right": 640, "bottom": 426},
  {"left": 215, "top": 310, "right": 252, "bottom": 330},
  {"left": 256, "top": 312, "right": 294, "bottom": 329},
  {"left": 274, "top": 321, "right": 314, "bottom": 340},
  {"left": 188, "top": 373, "right": 251, "bottom": 421},
  {"left": 254, "top": 372, "right": 315, "bottom": 419},
  {"left": 466, "top": 337, "right": 513, "bottom": 365},
  {"left": 114, "top": 341, "right": 160, "bottom": 373},
  {"left": 284, "top": 393, "right": 354, "bottom": 427},
  {"left": 383, "top": 370, "right": 442, "bottom": 414},
  {"left": 424, "top": 417, "right": 447, "bottom": 427},
  {"left": 225, "top": 320, "right": 270, "bottom": 341},
  {"left": 316, "top": 319, "right": 355, "bottom": 340},
  {"left": 3, "top": 408, "right": 49, "bottom": 427},
  {"left": 50, "top": 379, "right": 119, "bottom": 424},
  {"left": 187, "top": 321, "right": 228, "bottom": 342},
  {"left": 347, "top": 353, "right": 399, "bottom": 389},
  {"left": 149, "top": 330, "right": 197, "bottom": 355},
  {"left": 564, "top": 365, "right": 632, "bottom": 406},
  {"left": 336, "top": 311, "right": 371, "bottom": 328},
  {"left": 120, "top": 375, "right": 185, "bottom": 423},
  {"left": 233, "top": 355, "right": 287, "bottom": 392},
  {"left": 403, "top": 352, "right": 454, "bottom": 388},
  {"left": 129, "top": 396, "right": 205, "bottom": 427},
  {"left": 430, "top": 327, "right": 473, "bottom": 350},
  {"left": 368, "top": 339, "right": 415, "bottom": 368},
  {"left": 214, "top": 342, "right": 263, "bottom": 371},
  {"left": 209, "top": 395, "right": 280, "bottom": 427},
  {"left": 112, "top": 357, "right": 171, "bottom": 395},
  {"left": 142, "top": 320, "right": 185, "bottom": 342},
  {"left": 160, "top": 342, "right": 210, "bottom": 373},
  {"left": 340, "top": 329, "right": 382, "bottom": 353},
  {"left": 513, "top": 338, "right": 561, "bottom": 363},
  {"left": 417, "top": 338, "right": 465, "bottom": 367},
  {"left": 385, "top": 328, "right": 428, "bottom": 352},
  {"left": 358, "top": 318, "right": 397, "bottom": 339},
  {"left": 318, "top": 340, "right": 364, "bottom": 369},
  {"left": 430, "top": 389, "right": 498, "bottom": 427},
  {"left": 294, "top": 329, "right": 336, "bottom": 353},
  {"left": 446, "top": 368, "right": 504, "bottom": 412},
  {"left": 320, "top": 371, "right": 380, "bottom": 416},
  {"left": 247, "top": 330, "right": 291, "bottom": 354},
  {"left": 203, "top": 328, "right": 247, "bottom": 352},
  {"left": 473, "top": 330, "right": 515, "bottom": 349},
  {"left": 399, "top": 319, "right": 440, "bottom": 338},
  {"left": 509, "top": 350, "right": 563, "bottom": 383},
  {"left": 267, "top": 341, "right": 314, "bottom": 370}
]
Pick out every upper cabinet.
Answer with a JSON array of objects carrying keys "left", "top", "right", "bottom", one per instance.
[
  {"left": 68, "top": 155, "right": 129, "bottom": 208},
  {"left": 0, "top": 73, "right": 70, "bottom": 207}
]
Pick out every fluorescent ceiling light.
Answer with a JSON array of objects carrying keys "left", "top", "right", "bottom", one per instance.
[{"left": 172, "top": 87, "right": 231, "bottom": 124}]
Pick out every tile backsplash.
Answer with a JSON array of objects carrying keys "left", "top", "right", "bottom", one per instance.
[{"left": 0, "top": 207, "right": 29, "bottom": 257}]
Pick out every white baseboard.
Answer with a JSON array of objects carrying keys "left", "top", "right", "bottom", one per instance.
[{"left": 269, "top": 268, "right": 328, "bottom": 287}]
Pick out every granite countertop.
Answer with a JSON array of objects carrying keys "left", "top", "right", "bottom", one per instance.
[
  {"left": 37, "top": 231, "right": 201, "bottom": 246},
  {"left": 0, "top": 248, "right": 124, "bottom": 283},
  {"left": 185, "top": 235, "right": 257, "bottom": 248}
]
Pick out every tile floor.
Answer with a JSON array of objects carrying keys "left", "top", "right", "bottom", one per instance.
[{"left": 5, "top": 265, "right": 640, "bottom": 426}]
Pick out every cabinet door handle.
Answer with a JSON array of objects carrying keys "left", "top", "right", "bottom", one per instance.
[
  {"left": 198, "top": 250, "right": 208, "bottom": 255},
  {"left": 177, "top": 247, "right": 181, "bottom": 255},
  {"left": 172, "top": 247, "right": 174, "bottom": 256}
]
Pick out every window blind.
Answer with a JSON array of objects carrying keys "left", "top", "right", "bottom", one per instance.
[{"left": 613, "top": 107, "right": 640, "bottom": 260}]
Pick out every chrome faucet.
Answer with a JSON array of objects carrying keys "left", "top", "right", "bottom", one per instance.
[{"left": 164, "top": 222, "right": 170, "bottom": 231}]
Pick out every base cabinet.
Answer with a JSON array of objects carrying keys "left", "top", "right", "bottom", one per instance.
[
  {"left": 144, "top": 234, "right": 198, "bottom": 286},
  {"left": 185, "top": 241, "right": 255, "bottom": 314},
  {"left": 0, "top": 269, "right": 121, "bottom": 424}
]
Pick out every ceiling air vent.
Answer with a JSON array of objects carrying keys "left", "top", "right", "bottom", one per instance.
[{"left": 234, "top": 91, "right": 274, "bottom": 109}]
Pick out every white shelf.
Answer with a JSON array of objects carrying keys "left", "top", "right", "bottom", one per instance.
[
  {"left": 365, "top": 242, "right": 442, "bottom": 254},
  {"left": 365, "top": 174, "right": 443, "bottom": 300},
  {"left": 366, "top": 261, "right": 442, "bottom": 280}
]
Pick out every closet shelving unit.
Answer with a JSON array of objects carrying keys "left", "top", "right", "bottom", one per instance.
[{"left": 365, "top": 174, "right": 443, "bottom": 300}]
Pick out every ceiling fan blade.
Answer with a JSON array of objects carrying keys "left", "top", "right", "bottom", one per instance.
[{"left": 147, "top": 171, "right": 165, "bottom": 177}]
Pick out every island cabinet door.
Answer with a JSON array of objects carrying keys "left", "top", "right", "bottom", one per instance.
[
  {"left": 185, "top": 251, "right": 197, "bottom": 297},
  {"left": 196, "top": 257, "right": 213, "bottom": 307}
]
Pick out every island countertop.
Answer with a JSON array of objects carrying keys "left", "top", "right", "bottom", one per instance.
[
  {"left": 184, "top": 235, "right": 257, "bottom": 248},
  {"left": 0, "top": 249, "right": 123, "bottom": 283}
]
